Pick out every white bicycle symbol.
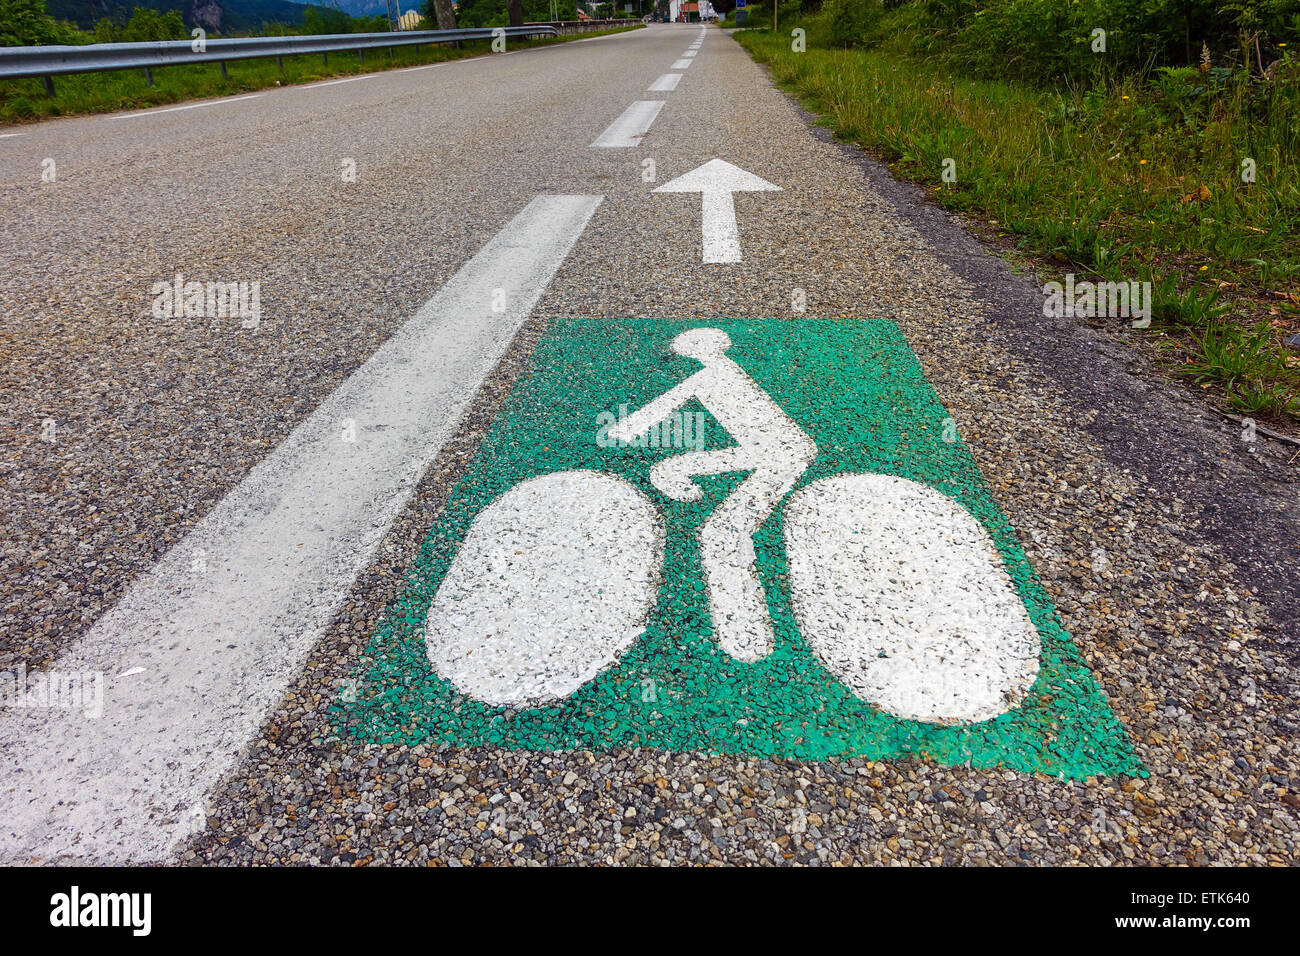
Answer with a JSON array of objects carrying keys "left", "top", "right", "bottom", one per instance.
[{"left": 425, "top": 329, "right": 1041, "bottom": 725}]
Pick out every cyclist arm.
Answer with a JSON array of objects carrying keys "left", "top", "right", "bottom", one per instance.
[{"left": 606, "top": 374, "right": 702, "bottom": 443}]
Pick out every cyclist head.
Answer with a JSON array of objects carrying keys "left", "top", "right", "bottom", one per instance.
[{"left": 671, "top": 328, "right": 731, "bottom": 362}]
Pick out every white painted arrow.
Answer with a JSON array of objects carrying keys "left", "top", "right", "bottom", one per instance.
[{"left": 654, "top": 159, "right": 782, "bottom": 264}]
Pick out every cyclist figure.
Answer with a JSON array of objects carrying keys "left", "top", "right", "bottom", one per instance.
[{"left": 608, "top": 328, "right": 816, "bottom": 662}]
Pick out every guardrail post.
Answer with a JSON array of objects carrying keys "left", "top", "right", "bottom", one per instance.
[
  {"left": 220, "top": 61, "right": 228, "bottom": 79},
  {"left": 42, "top": 75, "right": 55, "bottom": 97},
  {"left": 358, "top": 49, "right": 365, "bottom": 65},
  {"left": 276, "top": 56, "right": 283, "bottom": 70},
  {"left": 144, "top": 66, "right": 154, "bottom": 86}
]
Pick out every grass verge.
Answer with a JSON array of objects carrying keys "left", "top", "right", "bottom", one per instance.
[
  {"left": 734, "top": 23, "right": 1300, "bottom": 424},
  {"left": 0, "top": 26, "right": 644, "bottom": 126}
]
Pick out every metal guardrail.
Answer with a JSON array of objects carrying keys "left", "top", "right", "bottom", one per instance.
[
  {"left": 533, "top": 20, "right": 643, "bottom": 34},
  {"left": 0, "top": 25, "right": 560, "bottom": 89}
]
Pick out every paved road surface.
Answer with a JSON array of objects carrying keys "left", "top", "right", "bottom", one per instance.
[{"left": 1, "top": 24, "right": 1297, "bottom": 865}]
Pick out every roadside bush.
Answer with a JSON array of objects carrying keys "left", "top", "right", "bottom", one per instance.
[
  {"left": 822, "top": 0, "right": 873, "bottom": 47},
  {"left": 800, "top": 1, "right": 1300, "bottom": 86}
]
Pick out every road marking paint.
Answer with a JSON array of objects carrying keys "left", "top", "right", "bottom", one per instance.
[
  {"left": 426, "top": 471, "right": 662, "bottom": 707},
  {"left": 0, "top": 193, "right": 604, "bottom": 864},
  {"left": 590, "top": 100, "right": 665, "bottom": 148},
  {"left": 337, "top": 318, "right": 1142, "bottom": 777},
  {"left": 0, "top": 133, "right": 23, "bottom": 138},
  {"left": 671, "top": 58, "right": 692, "bottom": 69},
  {"left": 654, "top": 158, "right": 782, "bottom": 264},
  {"left": 608, "top": 328, "right": 814, "bottom": 661},
  {"left": 786, "top": 473, "right": 1040, "bottom": 722},
  {"left": 648, "top": 73, "right": 683, "bottom": 92},
  {"left": 395, "top": 62, "right": 448, "bottom": 72},
  {"left": 300, "top": 75, "right": 376, "bottom": 88},
  {"left": 111, "top": 94, "right": 263, "bottom": 119},
  {"left": 683, "top": 51, "right": 697, "bottom": 57}
]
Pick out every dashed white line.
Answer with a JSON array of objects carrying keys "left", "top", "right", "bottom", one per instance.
[
  {"left": 590, "top": 100, "right": 665, "bottom": 148},
  {"left": 648, "top": 73, "right": 683, "bottom": 92},
  {"left": 0, "top": 193, "right": 604, "bottom": 864},
  {"left": 672, "top": 59, "right": 693, "bottom": 69},
  {"left": 110, "top": 93, "right": 263, "bottom": 119}
]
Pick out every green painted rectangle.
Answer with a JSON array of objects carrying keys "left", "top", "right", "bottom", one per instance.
[{"left": 331, "top": 318, "right": 1143, "bottom": 779}]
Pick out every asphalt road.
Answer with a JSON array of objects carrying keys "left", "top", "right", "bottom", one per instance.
[{"left": 1, "top": 23, "right": 1297, "bottom": 865}]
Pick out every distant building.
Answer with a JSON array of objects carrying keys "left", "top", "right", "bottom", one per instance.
[
  {"left": 397, "top": 9, "right": 423, "bottom": 30},
  {"left": 668, "top": 0, "right": 706, "bottom": 21}
]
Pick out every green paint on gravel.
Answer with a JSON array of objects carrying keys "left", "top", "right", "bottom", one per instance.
[{"left": 331, "top": 318, "right": 1144, "bottom": 779}]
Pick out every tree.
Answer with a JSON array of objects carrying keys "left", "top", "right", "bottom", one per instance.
[
  {"left": 120, "top": 8, "right": 187, "bottom": 42},
  {"left": 303, "top": 7, "right": 354, "bottom": 35},
  {"left": 92, "top": 17, "right": 120, "bottom": 42},
  {"left": 428, "top": 0, "right": 457, "bottom": 29},
  {"left": 0, "top": 0, "right": 85, "bottom": 46},
  {"left": 507, "top": 0, "right": 524, "bottom": 26}
]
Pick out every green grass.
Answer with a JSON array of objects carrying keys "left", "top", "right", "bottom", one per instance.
[
  {"left": 736, "top": 21, "right": 1300, "bottom": 422},
  {"left": 0, "top": 26, "right": 645, "bottom": 125},
  {"left": 1168, "top": 322, "right": 1300, "bottom": 416}
]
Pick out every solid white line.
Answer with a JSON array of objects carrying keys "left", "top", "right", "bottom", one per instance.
[
  {"left": 671, "top": 59, "right": 692, "bottom": 69},
  {"left": 111, "top": 94, "right": 262, "bottom": 119},
  {"left": 0, "top": 133, "right": 24, "bottom": 138},
  {"left": 299, "top": 75, "right": 376, "bottom": 88},
  {"left": 590, "top": 100, "right": 665, "bottom": 148},
  {"left": 0, "top": 193, "right": 604, "bottom": 864},
  {"left": 648, "top": 73, "right": 683, "bottom": 92}
]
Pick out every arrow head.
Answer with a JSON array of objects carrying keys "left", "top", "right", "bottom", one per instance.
[{"left": 653, "top": 158, "right": 783, "bottom": 194}]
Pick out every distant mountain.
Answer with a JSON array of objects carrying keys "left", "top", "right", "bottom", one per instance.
[
  {"left": 329, "top": 0, "right": 410, "bottom": 15},
  {"left": 46, "top": 0, "right": 320, "bottom": 32}
]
